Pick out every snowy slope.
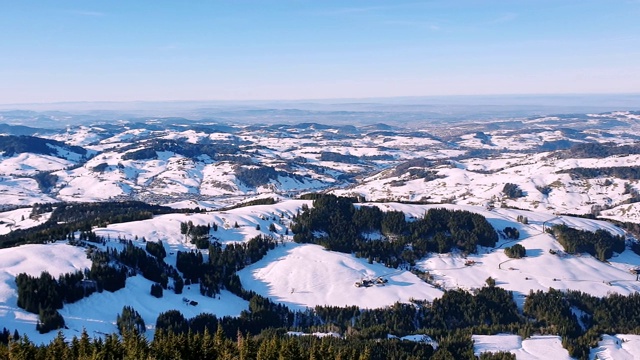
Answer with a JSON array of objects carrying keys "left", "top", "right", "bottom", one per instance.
[
  {"left": 0, "top": 241, "right": 248, "bottom": 344},
  {"left": 473, "top": 334, "right": 572, "bottom": 359},
  {"left": 238, "top": 242, "right": 443, "bottom": 310},
  {"left": 590, "top": 334, "right": 640, "bottom": 360},
  {"left": 0, "top": 208, "right": 51, "bottom": 235}
]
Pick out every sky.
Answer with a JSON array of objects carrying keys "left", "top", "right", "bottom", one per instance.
[{"left": 1, "top": 0, "right": 639, "bottom": 104}]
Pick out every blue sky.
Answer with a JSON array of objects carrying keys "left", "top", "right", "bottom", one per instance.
[{"left": 1, "top": 0, "right": 639, "bottom": 103}]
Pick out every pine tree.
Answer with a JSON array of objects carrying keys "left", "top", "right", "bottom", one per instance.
[
  {"left": 200, "top": 328, "right": 218, "bottom": 360},
  {"left": 8, "top": 334, "right": 36, "bottom": 360},
  {"left": 47, "top": 331, "right": 70, "bottom": 360},
  {"left": 122, "top": 329, "right": 149, "bottom": 360}
]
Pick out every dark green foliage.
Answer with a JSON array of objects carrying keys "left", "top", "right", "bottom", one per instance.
[
  {"left": 0, "top": 135, "right": 87, "bottom": 157},
  {"left": 428, "top": 287, "right": 520, "bottom": 330},
  {"left": 504, "top": 244, "right": 526, "bottom": 258},
  {"left": 432, "top": 330, "right": 475, "bottom": 359},
  {"left": 12, "top": 287, "right": 640, "bottom": 359},
  {"left": 503, "top": 227, "right": 519, "bottom": 239},
  {"left": 631, "top": 241, "right": 640, "bottom": 257},
  {"left": 173, "top": 276, "right": 184, "bottom": 294},
  {"left": 155, "top": 310, "right": 189, "bottom": 335},
  {"left": 176, "top": 235, "right": 277, "bottom": 297},
  {"left": 14, "top": 269, "right": 96, "bottom": 333},
  {"left": 0, "top": 201, "right": 181, "bottom": 249},
  {"left": 223, "top": 197, "right": 277, "bottom": 210},
  {"left": 319, "top": 151, "right": 360, "bottom": 163},
  {"left": 536, "top": 185, "right": 552, "bottom": 195},
  {"left": 36, "top": 309, "right": 65, "bottom": 334},
  {"left": 123, "top": 147, "right": 158, "bottom": 160},
  {"left": 551, "top": 224, "right": 625, "bottom": 261},
  {"left": 485, "top": 277, "right": 496, "bottom": 287},
  {"left": 623, "top": 182, "right": 640, "bottom": 203},
  {"left": 392, "top": 158, "right": 433, "bottom": 176},
  {"left": 15, "top": 271, "right": 62, "bottom": 314},
  {"left": 145, "top": 240, "right": 166, "bottom": 259},
  {"left": 121, "top": 139, "right": 241, "bottom": 162},
  {"left": 117, "top": 241, "right": 170, "bottom": 287},
  {"left": 30, "top": 172, "right": 59, "bottom": 192},
  {"left": 523, "top": 289, "right": 640, "bottom": 358},
  {"left": 150, "top": 283, "right": 163, "bottom": 298},
  {"left": 559, "top": 142, "right": 640, "bottom": 159},
  {"left": 180, "top": 221, "right": 211, "bottom": 248},
  {"left": 88, "top": 256, "right": 127, "bottom": 292},
  {"left": 291, "top": 194, "right": 497, "bottom": 267},
  {"left": 558, "top": 166, "right": 640, "bottom": 180},
  {"left": 91, "top": 162, "right": 110, "bottom": 173},
  {"left": 389, "top": 157, "right": 446, "bottom": 182},
  {"left": 502, "top": 183, "right": 524, "bottom": 198},
  {"left": 175, "top": 250, "right": 204, "bottom": 284},
  {"left": 524, "top": 289, "right": 582, "bottom": 338},
  {"left": 235, "top": 165, "right": 303, "bottom": 188},
  {"left": 0, "top": 328, "right": 10, "bottom": 345},
  {"left": 479, "top": 351, "right": 516, "bottom": 360},
  {"left": 117, "top": 306, "right": 146, "bottom": 334},
  {"left": 194, "top": 237, "right": 211, "bottom": 249}
]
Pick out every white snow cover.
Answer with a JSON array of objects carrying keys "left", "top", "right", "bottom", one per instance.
[
  {"left": 238, "top": 242, "right": 444, "bottom": 310},
  {"left": 0, "top": 153, "right": 73, "bottom": 176},
  {"left": 0, "top": 243, "right": 91, "bottom": 343},
  {"left": 0, "top": 242, "right": 247, "bottom": 344},
  {"left": 473, "top": 334, "right": 572, "bottom": 359},
  {"left": 0, "top": 208, "right": 51, "bottom": 235},
  {"left": 591, "top": 334, "right": 640, "bottom": 360}
]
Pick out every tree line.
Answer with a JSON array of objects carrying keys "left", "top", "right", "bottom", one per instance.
[
  {"left": 176, "top": 235, "right": 278, "bottom": 297},
  {"left": 0, "top": 201, "right": 190, "bottom": 248},
  {"left": 291, "top": 194, "right": 498, "bottom": 268},
  {"left": 549, "top": 224, "right": 625, "bottom": 261},
  {"left": 8, "top": 284, "right": 640, "bottom": 359}
]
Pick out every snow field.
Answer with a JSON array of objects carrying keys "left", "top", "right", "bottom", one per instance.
[
  {"left": 473, "top": 334, "right": 572, "bottom": 359},
  {"left": 591, "top": 334, "right": 640, "bottom": 360},
  {"left": 0, "top": 242, "right": 248, "bottom": 344},
  {"left": 237, "top": 242, "right": 444, "bottom": 310},
  {"left": 1, "top": 199, "right": 640, "bottom": 353}
]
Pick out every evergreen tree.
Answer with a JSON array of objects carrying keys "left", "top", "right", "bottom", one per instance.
[
  {"left": 117, "top": 306, "right": 146, "bottom": 335},
  {"left": 150, "top": 283, "right": 163, "bottom": 298}
]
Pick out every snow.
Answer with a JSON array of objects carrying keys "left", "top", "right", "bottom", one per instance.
[
  {"left": 389, "top": 334, "right": 439, "bottom": 349},
  {"left": 59, "top": 276, "right": 247, "bottom": 342},
  {"left": 591, "top": 334, "right": 640, "bottom": 360},
  {"left": 0, "top": 241, "right": 248, "bottom": 344},
  {"left": 0, "top": 153, "right": 73, "bottom": 176},
  {"left": 3, "top": 113, "right": 640, "bottom": 356},
  {"left": 0, "top": 208, "right": 50, "bottom": 235},
  {"left": 0, "top": 243, "right": 91, "bottom": 342},
  {"left": 473, "top": 334, "right": 572, "bottom": 359},
  {"left": 237, "top": 242, "right": 443, "bottom": 310}
]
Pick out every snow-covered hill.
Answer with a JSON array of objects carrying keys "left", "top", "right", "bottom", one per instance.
[
  {"left": 1, "top": 200, "right": 639, "bottom": 348},
  {"left": 2, "top": 108, "right": 640, "bottom": 357},
  {"left": 0, "top": 110, "right": 638, "bottom": 216}
]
